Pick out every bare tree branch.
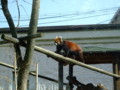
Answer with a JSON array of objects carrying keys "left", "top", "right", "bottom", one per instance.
[
  {"left": 1, "top": 0, "right": 22, "bottom": 69},
  {"left": 20, "top": 5, "right": 29, "bottom": 17},
  {"left": 15, "top": 0, "right": 20, "bottom": 27},
  {"left": 23, "top": 0, "right": 31, "bottom": 5}
]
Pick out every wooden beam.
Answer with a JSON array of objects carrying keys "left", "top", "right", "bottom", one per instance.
[
  {"left": 0, "top": 62, "right": 14, "bottom": 69},
  {"left": 1, "top": 34, "right": 120, "bottom": 64},
  {"left": 84, "top": 52, "right": 116, "bottom": 64},
  {"left": 58, "top": 62, "right": 64, "bottom": 90},
  {"left": 0, "top": 61, "right": 64, "bottom": 84},
  {"left": 1, "top": 34, "right": 19, "bottom": 43},
  {"left": 35, "top": 63, "right": 38, "bottom": 90},
  {"left": 19, "top": 33, "right": 43, "bottom": 40},
  {"left": 113, "top": 56, "right": 120, "bottom": 90},
  {"left": 1, "top": 34, "right": 43, "bottom": 44},
  {"left": 34, "top": 46, "right": 120, "bottom": 78},
  {"left": 69, "top": 65, "right": 73, "bottom": 90},
  {"left": 2, "top": 35, "right": 120, "bottom": 78}
]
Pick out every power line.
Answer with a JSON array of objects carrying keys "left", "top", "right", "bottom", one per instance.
[
  {"left": 0, "top": 6, "right": 119, "bottom": 20},
  {"left": 38, "top": 12, "right": 115, "bottom": 25},
  {"left": 0, "top": 6, "right": 118, "bottom": 27},
  {"left": 0, "top": 8, "right": 116, "bottom": 23},
  {"left": 39, "top": 6, "right": 119, "bottom": 18},
  {"left": 19, "top": 12, "right": 114, "bottom": 26},
  {"left": 0, "top": 11, "right": 115, "bottom": 25}
]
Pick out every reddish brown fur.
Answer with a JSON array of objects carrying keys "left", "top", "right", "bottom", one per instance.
[
  {"left": 63, "top": 40, "right": 82, "bottom": 52},
  {"left": 54, "top": 37, "right": 84, "bottom": 62}
]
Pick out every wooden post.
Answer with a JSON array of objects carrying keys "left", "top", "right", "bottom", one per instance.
[
  {"left": 36, "top": 63, "right": 38, "bottom": 90},
  {"left": 69, "top": 65, "right": 73, "bottom": 90},
  {"left": 113, "top": 56, "right": 120, "bottom": 90},
  {"left": 14, "top": 53, "right": 17, "bottom": 90},
  {"left": 27, "top": 80, "right": 29, "bottom": 90},
  {"left": 58, "top": 62, "right": 64, "bottom": 90}
]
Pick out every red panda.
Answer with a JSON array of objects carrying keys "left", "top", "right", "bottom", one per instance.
[{"left": 54, "top": 36, "right": 84, "bottom": 63}]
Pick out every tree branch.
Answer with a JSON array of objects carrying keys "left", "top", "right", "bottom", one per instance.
[
  {"left": 15, "top": 0, "right": 20, "bottom": 27},
  {"left": 1, "top": 0, "right": 22, "bottom": 68}
]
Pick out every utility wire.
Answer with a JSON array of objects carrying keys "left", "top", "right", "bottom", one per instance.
[
  {"left": 38, "top": 12, "right": 115, "bottom": 25},
  {"left": 0, "top": 9, "right": 116, "bottom": 23},
  {"left": 20, "top": 12, "right": 114, "bottom": 26},
  {"left": 0, "top": 6, "right": 119, "bottom": 20},
  {"left": 39, "top": 6, "right": 119, "bottom": 18}
]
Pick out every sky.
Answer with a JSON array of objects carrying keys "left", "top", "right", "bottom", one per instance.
[{"left": 0, "top": 0, "right": 120, "bottom": 28}]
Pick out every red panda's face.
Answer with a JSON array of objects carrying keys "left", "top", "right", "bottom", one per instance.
[{"left": 54, "top": 37, "right": 62, "bottom": 45}]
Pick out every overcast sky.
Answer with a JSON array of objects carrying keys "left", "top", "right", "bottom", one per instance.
[{"left": 0, "top": 0, "right": 120, "bottom": 28}]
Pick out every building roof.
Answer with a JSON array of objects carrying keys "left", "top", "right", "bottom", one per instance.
[
  {"left": 110, "top": 8, "right": 120, "bottom": 24},
  {"left": 0, "top": 24, "right": 120, "bottom": 33}
]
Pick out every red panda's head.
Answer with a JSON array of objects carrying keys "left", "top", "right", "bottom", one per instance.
[{"left": 54, "top": 36, "right": 63, "bottom": 45}]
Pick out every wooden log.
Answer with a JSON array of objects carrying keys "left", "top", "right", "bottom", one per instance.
[
  {"left": 1, "top": 34, "right": 19, "bottom": 43},
  {"left": 0, "top": 40, "right": 10, "bottom": 44},
  {"left": 0, "top": 61, "right": 64, "bottom": 84},
  {"left": 1, "top": 35, "right": 120, "bottom": 78},
  {"left": 19, "top": 33, "right": 43, "bottom": 41},
  {"left": 0, "top": 62, "right": 15, "bottom": 69},
  {"left": 34, "top": 46, "right": 120, "bottom": 78},
  {"left": 2, "top": 34, "right": 120, "bottom": 64},
  {"left": 1, "top": 34, "right": 43, "bottom": 44}
]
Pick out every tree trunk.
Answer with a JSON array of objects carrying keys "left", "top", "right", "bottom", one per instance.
[
  {"left": 1, "top": 0, "right": 40, "bottom": 89},
  {"left": 17, "top": 0, "right": 40, "bottom": 90}
]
